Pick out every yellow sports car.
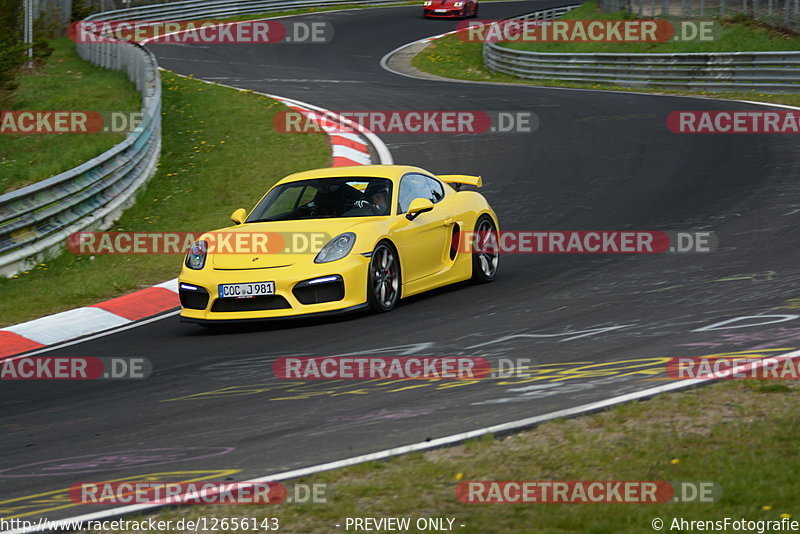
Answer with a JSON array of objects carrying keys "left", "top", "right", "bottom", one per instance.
[{"left": 178, "top": 164, "right": 499, "bottom": 324}]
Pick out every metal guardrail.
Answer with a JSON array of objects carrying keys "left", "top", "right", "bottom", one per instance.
[
  {"left": 0, "top": 0, "right": 401, "bottom": 277},
  {"left": 599, "top": 0, "right": 800, "bottom": 33},
  {"left": 483, "top": 4, "right": 800, "bottom": 93},
  {"left": 0, "top": 39, "right": 161, "bottom": 277},
  {"left": 87, "top": 0, "right": 406, "bottom": 21}
]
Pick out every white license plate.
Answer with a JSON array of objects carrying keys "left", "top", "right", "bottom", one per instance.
[
  {"left": 218, "top": 281, "right": 275, "bottom": 298},
  {"left": 435, "top": 9, "right": 447, "bottom": 12}
]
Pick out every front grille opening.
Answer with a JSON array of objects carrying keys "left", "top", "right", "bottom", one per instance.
[
  {"left": 180, "top": 287, "right": 210, "bottom": 310},
  {"left": 211, "top": 295, "right": 291, "bottom": 312},
  {"left": 293, "top": 277, "right": 345, "bottom": 305}
]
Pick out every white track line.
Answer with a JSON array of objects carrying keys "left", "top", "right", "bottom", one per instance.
[
  {"left": 379, "top": 33, "right": 800, "bottom": 112},
  {"left": 1, "top": 310, "right": 181, "bottom": 362}
]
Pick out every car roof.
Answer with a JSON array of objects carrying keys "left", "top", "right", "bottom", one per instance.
[{"left": 276, "top": 165, "right": 432, "bottom": 185}]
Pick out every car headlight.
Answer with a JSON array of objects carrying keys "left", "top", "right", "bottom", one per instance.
[
  {"left": 454, "top": 1, "right": 464, "bottom": 5},
  {"left": 314, "top": 232, "right": 356, "bottom": 263},
  {"left": 424, "top": 1, "right": 432, "bottom": 5},
  {"left": 185, "top": 240, "right": 208, "bottom": 270}
]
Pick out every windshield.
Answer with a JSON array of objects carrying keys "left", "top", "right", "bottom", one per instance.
[{"left": 247, "top": 177, "right": 394, "bottom": 222}]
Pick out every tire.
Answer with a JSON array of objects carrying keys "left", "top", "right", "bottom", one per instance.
[
  {"left": 367, "top": 241, "right": 401, "bottom": 312},
  {"left": 471, "top": 215, "right": 499, "bottom": 283}
]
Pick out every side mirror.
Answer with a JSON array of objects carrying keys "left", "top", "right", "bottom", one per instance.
[
  {"left": 406, "top": 198, "right": 434, "bottom": 221},
  {"left": 230, "top": 208, "right": 247, "bottom": 225}
]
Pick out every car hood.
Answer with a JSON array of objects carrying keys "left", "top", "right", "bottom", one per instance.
[{"left": 207, "top": 218, "right": 377, "bottom": 270}]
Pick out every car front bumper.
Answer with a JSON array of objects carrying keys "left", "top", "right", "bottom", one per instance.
[
  {"left": 178, "top": 253, "right": 370, "bottom": 322},
  {"left": 424, "top": 8, "right": 465, "bottom": 17}
]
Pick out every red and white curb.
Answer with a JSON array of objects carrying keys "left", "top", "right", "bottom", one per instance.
[
  {"left": 271, "top": 97, "right": 373, "bottom": 167},
  {"left": 0, "top": 281, "right": 180, "bottom": 358},
  {"left": 0, "top": 87, "right": 391, "bottom": 360},
  {"left": 266, "top": 92, "right": 393, "bottom": 166},
  {"left": 419, "top": 28, "right": 462, "bottom": 43}
]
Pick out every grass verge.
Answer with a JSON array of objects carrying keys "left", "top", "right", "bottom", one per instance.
[
  {"left": 499, "top": 1, "right": 800, "bottom": 53},
  {"left": 94, "top": 379, "right": 798, "bottom": 533},
  {"left": 411, "top": 3, "right": 800, "bottom": 107},
  {"left": 0, "top": 38, "right": 141, "bottom": 194},
  {"left": 0, "top": 70, "right": 329, "bottom": 327}
]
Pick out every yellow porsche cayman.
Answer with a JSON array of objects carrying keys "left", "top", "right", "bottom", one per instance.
[{"left": 178, "top": 165, "right": 499, "bottom": 324}]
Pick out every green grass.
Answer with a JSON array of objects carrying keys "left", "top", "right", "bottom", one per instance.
[
  {"left": 499, "top": 1, "right": 800, "bottom": 53},
  {"left": 412, "top": 29, "right": 800, "bottom": 107},
  {"left": 97, "top": 379, "right": 799, "bottom": 533},
  {"left": 0, "top": 38, "right": 141, "bottom": 193},
  {"left": 0, "top": 71, "right": 329, "bottom": 327}
]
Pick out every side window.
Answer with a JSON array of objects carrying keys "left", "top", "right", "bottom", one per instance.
[
  {"left": 426, "top": 177, "right": 445, "bottom": 203},
  {"left": 296, "top": 185, "right": 317, "bottom": 207},
  {"left": 264, "top": 185, "right": 304, "bottom": 217},
  {"left": 398, "top": 173, "right": 434, "bottom": 213}
]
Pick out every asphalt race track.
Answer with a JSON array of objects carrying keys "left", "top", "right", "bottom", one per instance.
[{"left": 3, "top": 0, "right": 800, "bottom": 523}]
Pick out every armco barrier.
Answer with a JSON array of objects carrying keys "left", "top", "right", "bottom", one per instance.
[
  {"left": 0, "top": 0, "right": 398, "bottom": 278},
  {"left": 0, "top": 39, "right": 161, "bottom": 278},
  {"left": 482, "top": 5, "right": 800, "bottom": 93},
  {"left": 81, "top": 0, "right": 405, "bottom": 21}
]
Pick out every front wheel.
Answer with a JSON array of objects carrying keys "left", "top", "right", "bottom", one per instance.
[
  {"left": 471, "top": 215, "right": 499, "bottom": 283},
  {"left": 368, "top": 241, "right": 401, "bottom": 312}
]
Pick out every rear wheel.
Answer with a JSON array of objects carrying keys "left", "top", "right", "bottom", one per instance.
[
  {"left": 471, "top": 215, "right": 499, "bottom": 283},
  {"left": 368, "top": 241, "right": 401, "bottom": 312}
]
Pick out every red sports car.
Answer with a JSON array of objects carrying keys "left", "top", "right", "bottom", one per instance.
[{"left": 423, "top": 0, "right": 478, "bottom": 18}]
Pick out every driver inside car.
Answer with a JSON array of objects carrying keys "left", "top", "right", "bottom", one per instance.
[{"left": 351, "top": 183, "right": 389, "bottom": 215}]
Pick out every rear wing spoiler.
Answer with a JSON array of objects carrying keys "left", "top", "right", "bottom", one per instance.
[{"left": 438, "top": 174, "right": 483, "bottom": 190}]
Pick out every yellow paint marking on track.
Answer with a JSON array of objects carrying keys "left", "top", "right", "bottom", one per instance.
[
  {"left": 0, "top": 470, "right": 240, "bottom": 519},
  {"left": 161, "top": 352, "right": 794, "bottom": 404}
]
